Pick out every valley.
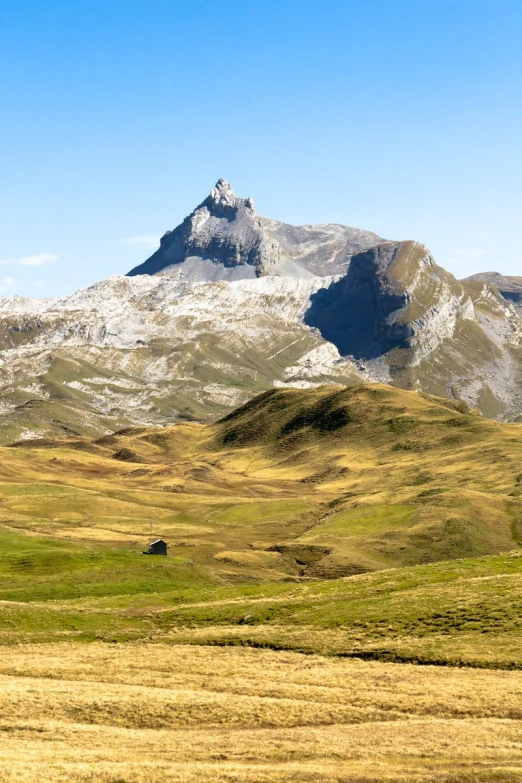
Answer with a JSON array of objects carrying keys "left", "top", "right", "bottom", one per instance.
[
  {"left": 0, "top": 384, "right": 520, "bottom": 660},
  {"left": 0, "top": 384, "right": 521, "bottom": 780}
]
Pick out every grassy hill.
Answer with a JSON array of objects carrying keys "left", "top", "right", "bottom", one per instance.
[
  {"left": 0, "top": 383, "right": 519, "bottom": 665},
  {"left": 2, "top": 383, "right": 521, "bottom": 581},
  {"left": 1, "top": 383, "right": 522, "bottom": 781}
]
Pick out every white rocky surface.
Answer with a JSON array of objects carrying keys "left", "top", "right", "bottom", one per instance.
[{"left": 0, "top": 270, "right": 366, "bottom": 440}]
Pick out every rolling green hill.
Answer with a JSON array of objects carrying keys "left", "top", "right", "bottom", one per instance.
[
  {"left": 0, "top": 383, "right": 519, "bottom": 667},
  {"left": 2, "top": 383, "right": 522, "bottom": 580}
]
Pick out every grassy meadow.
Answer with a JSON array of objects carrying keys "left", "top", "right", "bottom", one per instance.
[
  {"left": 0, "top": 384, "right": 521, "bottom": 780},
  {"left": 1, "top": 643, "right": 522, "bottom": 782}
]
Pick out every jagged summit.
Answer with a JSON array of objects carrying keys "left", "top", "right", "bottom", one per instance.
[
  {"left": 203, "top": 178, "right": 255, "bottom": 215},
  {"left": 126, "top": 178, "right": 276, "bottom": 280},
  {"left": 0, "top": 179, "right": 519, "bottom": 444},
  {"left": 126, "top": 179, "right": 385, "bottom": 280}
]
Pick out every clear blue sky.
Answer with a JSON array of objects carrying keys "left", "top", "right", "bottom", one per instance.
[{"left": 0, "top": 0, "right": 520, "bottom": 297}]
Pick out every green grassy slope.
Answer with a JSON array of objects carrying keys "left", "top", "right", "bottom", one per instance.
[
  {"left": 0, "top": 534, "right": 519, "bottom": 668},
  {"left": 1, "top": 383, "right": 521, "bottom": 580},
  {"left": 0, "top": 383, "right": 520, "bottom": 665}
]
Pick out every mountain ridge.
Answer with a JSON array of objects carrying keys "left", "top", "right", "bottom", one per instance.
[
  {"left": 0, "top": 179, "right": 520, "bottom": 441},
  {"left": 463, "top": 271, "right": 522, "bottom": 312},
  {"left": 127, "top": 178, "right": 386, "bottom": 279}
]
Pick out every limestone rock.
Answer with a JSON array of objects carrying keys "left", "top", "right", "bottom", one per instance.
[{"left": 127, "top": 179, "right": 385, "bottom": 279}]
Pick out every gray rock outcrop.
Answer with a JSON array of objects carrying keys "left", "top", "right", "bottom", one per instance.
[
  {"left": 463, "top": 272, "right": 522, "bottom": 312},
  {"left": 127, "top": 179, "right": 385, "bottom": 279},
  {"left": 305, "top": 241, "right": 472, "bottom": 360}
]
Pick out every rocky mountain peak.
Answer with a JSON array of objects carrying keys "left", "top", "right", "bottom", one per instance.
[
  {"left": 126, "top": 180, "right": 386, "bottom": 279},
  {"left": 212, "top": 177, "right": 234, "bottom": 197},
  {"left": 202, "top": 179, "right": 255, "bottom": 216}
]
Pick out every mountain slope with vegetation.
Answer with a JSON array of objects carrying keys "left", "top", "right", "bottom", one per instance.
[
  {"left": 0, "top": 182, "right": 521, "bottom": 443},
  {"left": 1, "top": 383, "right": 521, "bottom": 591}
]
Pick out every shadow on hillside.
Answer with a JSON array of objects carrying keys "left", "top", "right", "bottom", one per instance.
[{"left": 304, "top": 253, "right": 412, "bottom": 360}]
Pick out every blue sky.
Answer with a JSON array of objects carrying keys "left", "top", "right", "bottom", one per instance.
[{"left": 0, "top": 0, "right": 520, "bottom": 297}]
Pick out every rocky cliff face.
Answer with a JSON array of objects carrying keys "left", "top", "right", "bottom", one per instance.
[
  {"left": 127, "top": 179, "right": 385, "bottom": 279},
  {"left": 304, "top": 241, "right": 522, "bottom": 415},
  {"left": 463, "top": 272, "right": 522, "bottom": 313},
  {"left": 0, "top": 273, "right": 366, "bottom": 443},
  {"left": 305, "top": 241, "right": 476, "bottom": 359},
  {"left": 0, "top": 180, "right": 520, "bottom": 442}
]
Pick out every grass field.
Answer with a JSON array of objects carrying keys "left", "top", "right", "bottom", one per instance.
[
  {"left": 0, "top": 643, "right": 521, "bottom": 782},
  {"left": 0, "top": 384, "right": 521, "bottom": 780}
]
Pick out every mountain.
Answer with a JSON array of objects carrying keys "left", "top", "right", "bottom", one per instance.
[
  {"left": 127, "top": 178, "right": 385, "bottom": 279},
  {"left": 0, "top": 273, "right": 364, "bottom": 443},
  {"left": 305, "top": 240, "right": 522, "bottom": 417},
  {"left": 463, "top": 271, "right": 522, "bottom": 312},
  {"left": 0, "top": 179, "right": 521, "bottom": 442}
]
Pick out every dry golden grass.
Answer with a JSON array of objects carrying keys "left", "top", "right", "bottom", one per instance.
[{"left": 0, "top": 642, "right": 521, "bottom": 782}]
